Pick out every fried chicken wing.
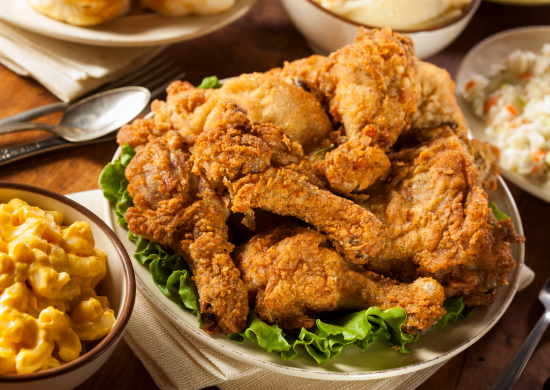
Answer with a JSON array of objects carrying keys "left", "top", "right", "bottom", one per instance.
[
  {"left": 124, "top": 131, "right": 248, "bottom": 334},
  {"left": 361, "top": 127, "right": 524, "bottom": 306},
  {"left": 116, "top": 81, "right": 214, "bottom": 150},
  {"left": 191, "top": 102, "right": 388, "bottom": 265},
  {"left": 234, "top": 225, "right": 446, "bottom": 334},
  {"left": 182, "top": 73, "right": 334, "bottom": 154}
]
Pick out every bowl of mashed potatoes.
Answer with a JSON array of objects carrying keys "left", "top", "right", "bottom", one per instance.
[
  {"left": 0, "top": 182, "right": 135, "bottom": 390},
  {"left": 281, "top": 0, "right": 481, "bottom": 59}
]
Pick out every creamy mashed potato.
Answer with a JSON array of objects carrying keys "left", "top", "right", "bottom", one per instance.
[{"left": 313, "top": 0, "right": 472, "bottom": 30}]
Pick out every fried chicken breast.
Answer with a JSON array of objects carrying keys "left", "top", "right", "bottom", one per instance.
[
  {"left": 191, "top": 102, "right": 388, "bottom": 265},
  {"left": 124, "top": 130, "right": 248, "bottom": 334},
  {"left": 234, "top": 225, "right": 446, "bottom": 334}
]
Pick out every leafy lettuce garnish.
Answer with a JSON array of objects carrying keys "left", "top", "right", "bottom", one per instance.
[
  {"left": 99, "top": 78, "right": 478, "bottom": 364},
  {"left": 489, "top": 201, "right": 509, "bottom": 221},
  {"left": 197, "top": 75, "right": 223, "bottom": 90}
]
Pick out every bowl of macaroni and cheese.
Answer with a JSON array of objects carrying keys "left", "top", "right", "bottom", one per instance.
[
  {"left": 280, "top": 0, "right": 481, "bottom": 59},
  {"left": 0, "top": 182, "right": 135, "bottom": 390}
]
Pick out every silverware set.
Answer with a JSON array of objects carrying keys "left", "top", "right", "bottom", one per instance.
[{"left": 0, "top": 55, "right": 185, "bottom": 166}]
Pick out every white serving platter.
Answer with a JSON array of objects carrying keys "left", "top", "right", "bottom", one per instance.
[{"left": 104, "top": 147, "right": 525, "bottom": 380}]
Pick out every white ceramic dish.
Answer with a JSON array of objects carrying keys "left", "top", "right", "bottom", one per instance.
[
  {"left": 279, "top": 0, "right": 480, "bottom": 59},
  {"left": 455, "top": 26, "right": 550, "bottom": 204},
  {"left": 104, "top": 146, "right": 524, "bottom": 380},
  {"left": 0, "top": 0, "right": 257, "bottom": 47},
  {"left": 0, "top": 182, "right": 136, "bottom": 390}
]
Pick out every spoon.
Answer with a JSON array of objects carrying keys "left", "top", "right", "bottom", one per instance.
[
  {"left": 490, "top": 272, "right": 550, "bottom": 390},
  {"left": 0, "top": 86, "right": 150, "bottom": 142}
]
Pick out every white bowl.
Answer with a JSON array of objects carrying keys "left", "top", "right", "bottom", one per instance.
[
  {"left": 0, "top": 183, "right": 136, "bottom": 390},
  {"left": 280, "top": 0, "right": 481, "bottom": 59}
]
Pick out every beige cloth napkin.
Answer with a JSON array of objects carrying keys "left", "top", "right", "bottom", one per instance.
[
  {"left": 66, "top": 189, "right": 535, "bottom": 390},
  {"left": 0, "top": 20, "right": 166, "bottom": 103}
]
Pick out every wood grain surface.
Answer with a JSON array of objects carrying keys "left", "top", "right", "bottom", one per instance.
[{"left": 1, "top": 1, "right": 550, "bottom": 389}]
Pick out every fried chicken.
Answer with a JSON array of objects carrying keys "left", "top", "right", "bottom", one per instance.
[
  {"left": 318, "top": 28, "right": 420, "bottom": 147},
  {"left": 191, "top": 102, "right": 388, "bottom": 265},
  {"left": 116, "top": 80, "right": 214, "bottom": 150},
  {"left": 182, "top": 73, "right": 334, "bottom": 154},
  {"left": 272, "top": 28, "right": 421, "bottom": 196},
  {"left": 360, "top": 127, "right": 524, "bottom": 306},
  {"left": 124, "top": 130, "right": 248, "bottom": 334},
  {"left": 403, "top": 61, "right": 502, "bottom": 190},
  {"left": 410, "top": 61, "right": 468, "bottom": 137},
  {"left": 234, "top": 225, "right": 446, "bottom": 334}
]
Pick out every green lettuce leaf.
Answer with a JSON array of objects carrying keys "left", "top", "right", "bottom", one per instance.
[
  {"left": 99, "top": 137, "right": 482, "bottom": 365},
  {"left": 98, "top": 143, "right": 135, "bottom": 229},
  {"left": 436, "top": 297, "right": 476, "bottom": 327},
  {"left": 197, "top": 76, "right": 223, "bottom": 89},
  {"left": 489, "top": 201, "right": 509, "bottom": 221}
]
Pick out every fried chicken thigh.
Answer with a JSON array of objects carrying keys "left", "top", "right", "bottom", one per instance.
[
  {"left": 124, "top": 130, "right": 248, "bottom": 334},
  {"left": 234, "top": 225, "right": 446, "bottom": 334},
  {"left": 191, "top": 102, "right": 388, "bottom": 265},
  {"left": 361, "top": 127, "right": 524, "bottom": 306}
]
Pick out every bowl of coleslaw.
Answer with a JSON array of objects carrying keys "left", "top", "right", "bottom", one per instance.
[{"left": 456, "top": 26, "right": 550, "bottom": 203}]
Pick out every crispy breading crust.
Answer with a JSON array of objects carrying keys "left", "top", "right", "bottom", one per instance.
[
  {"left": 124, "top": 131, "right": 248, "bottom": 334},
  {"left": 192, "top": 102, "right": 388, "bottom": 265},
  {"left": 234, "top": 225, "right": 446, "bottom": 334},
  {"left": 361, "top": 128, "right": 524, "bottom": 306}
]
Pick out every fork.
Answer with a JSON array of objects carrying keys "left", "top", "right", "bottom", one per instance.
[
  {"left": 490, "top": 272, "right": 550, "bottom": 390},
  {"left": 0, "top": 54, "right": 185, "bottom": 125},
  {"left": 0, "top": 56, "right": 186, "bottom": 166}
]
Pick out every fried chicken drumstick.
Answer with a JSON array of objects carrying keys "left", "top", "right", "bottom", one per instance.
[
  {"left": 361, "top": 127, "right": 525, "bottom": 306},
  {"left": 123, "top": 130, "right": 248, "bottom": 334},
  {"left": 191, "top": 102, "right": 388, "bottom": 265},
  {"left": 234, "top": 225, "right": 446, "bottom": 334}
]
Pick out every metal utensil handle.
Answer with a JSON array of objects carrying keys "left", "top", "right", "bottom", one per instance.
[
  {"left": 0, "top": 102, "right": 69, "bottom": 125},
  {"left": 0, "top": 122, "right": 56, "bottom": 136},
  {"left": 0, "top": 134, "right": 116, "bottom": 167},
  {"left": 490, "top": 312, "right": 550, "bottom": 390}
]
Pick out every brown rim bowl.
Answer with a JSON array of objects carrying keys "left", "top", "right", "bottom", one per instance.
[{"left": 0, "top": 182, "right": 135, "bottom": 389}]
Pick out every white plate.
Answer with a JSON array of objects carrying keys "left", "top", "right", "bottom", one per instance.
[
  {"left": 455, "top": 26, "right": 550, "bottom": 204},
  {"left": 0, "top": 0, "right": 257, "bottom": 47},
  {"left": 104, "top": 146, "right": 525, "bottom": 380}
]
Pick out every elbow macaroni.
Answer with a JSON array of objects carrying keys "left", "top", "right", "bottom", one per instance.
[{"left": 0, "top": 199, "right": 116, "bottom": 375}]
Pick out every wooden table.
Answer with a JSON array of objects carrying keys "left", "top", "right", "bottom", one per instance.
[{"left": 1, "top": 1, "right": 550, "bottom": 388}]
